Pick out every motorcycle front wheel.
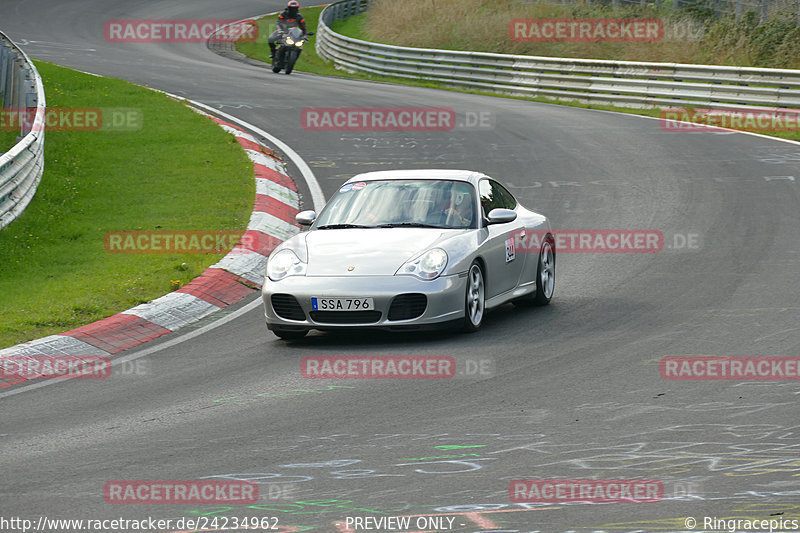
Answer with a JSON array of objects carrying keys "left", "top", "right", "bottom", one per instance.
[
  {"left": 272, "top": 48, "right": 284, "bottom": 73},
  {"left": 285, "top": 49, "right": 299, "bottom": 74}
]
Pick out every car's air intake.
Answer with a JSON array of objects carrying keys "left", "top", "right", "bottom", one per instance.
[
  {"left": 271, "top": 294, "right": 306, "bottom": 321},
  {"left": 388, "top": 293, "right": 428, "bottom": 321}
]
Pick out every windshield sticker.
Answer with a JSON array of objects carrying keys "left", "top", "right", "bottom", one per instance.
[
  {"left": 351, "top": 182, "right": 367, "bottom": 191},
  {"left": 339, "top": 183, "right": 354, "bottom": 193}
]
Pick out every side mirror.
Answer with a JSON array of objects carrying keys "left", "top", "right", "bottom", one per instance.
[
  {"left": 296, "top": 210, "right": 316, "bottom": 226},
  {"left": 307, "top": 31, "right": 315, "bottom": 36},
  {"left": 486, "top": 208, "right": 517, "bottom": 225}
]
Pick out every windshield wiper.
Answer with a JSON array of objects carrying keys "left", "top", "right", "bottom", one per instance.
[
  {"left": 375, "top": 222, "right": 440, "bottom": 229},
  {"left": 317, "top": 223, "right": 371, "bottom": 230}
]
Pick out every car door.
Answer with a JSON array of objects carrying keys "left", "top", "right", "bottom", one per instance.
[{"left": 478, "top": 178, "right": 527, "bottom": 298}]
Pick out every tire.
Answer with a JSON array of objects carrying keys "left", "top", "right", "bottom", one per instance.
[
  {"left": 272, "top": 327, "right": 307, "bottom": 340},
  {"left": 285, "top": 49, "right": 298, "bottom": 74},
  {"left": 272, "top": 48, "right": 284, "bottom": 73},
  {"left": 514, "top": 236, "right": 555, "bottom": 307},
  {"left": 462, "top": 261, "right": 485, "bottom": 332}
]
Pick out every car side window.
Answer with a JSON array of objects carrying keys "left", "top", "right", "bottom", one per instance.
[
  {"left": 480, "top": 179, "right": 517, "bottom": 217},
  {"left": 493, "top": 180, "right": 517, "bottom": 210},
  {"left": 478, "top": 179, "right": 496, "bottom": 217}
]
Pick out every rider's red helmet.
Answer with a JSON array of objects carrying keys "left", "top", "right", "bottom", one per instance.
[{"left": 287, "top": 1, "right": 299, "bottom": 6}]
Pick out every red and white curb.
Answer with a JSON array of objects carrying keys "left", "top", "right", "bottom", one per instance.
[{"left": 0, "top": 110, "right": 300, "bottom": 388}]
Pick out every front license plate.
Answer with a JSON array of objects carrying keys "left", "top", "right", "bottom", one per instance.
[{"left": 312, "top": 297, "right": 375, "bottom": 311}]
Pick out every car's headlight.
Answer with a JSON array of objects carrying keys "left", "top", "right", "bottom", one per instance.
[
  {"left": 396, "top": 248, "right": 448, "bottom": 280},
  {"left": 267, "top": 249, "right": 306, "bottom": 281}
]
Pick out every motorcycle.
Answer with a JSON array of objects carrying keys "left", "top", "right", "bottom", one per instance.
[{"left": 272, "top": 27, "right": 313, "bottom": 75}]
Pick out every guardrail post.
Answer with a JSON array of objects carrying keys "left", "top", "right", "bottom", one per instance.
[
  {"left": 9, "top": 58, "right": 23, "bottom": 114},
  {"left": 21, "top": 72, "right": 37, "bottom": 136},
  {"left": 17, "top": 66, "right": 28, "bottom": 107},
  {"left": 3, "top": 51, "right": 19, "bottom": 109},
  {"left": 0, "top": 43, "right": 9, "bottom": 105}
]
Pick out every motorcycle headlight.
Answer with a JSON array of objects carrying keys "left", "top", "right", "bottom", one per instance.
[
  {"left": 295, "top": 40, "right": 304, "bottom": 47},
  {"left": 267, "top": 249, "right": 306, "bottom": 281},
  {"left": 396, "top": 248, "right": 448, "bottom": 280},
  {"left": 286, "top": 37, "right": 295, "bottom": 45}
]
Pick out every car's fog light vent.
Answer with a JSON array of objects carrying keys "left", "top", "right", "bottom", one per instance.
[
  {"left": 271, "top": 294, "right": 306, "bottom": 321},
  {"left": 388, "top": 293, "right": 427, "bottom": 321}
]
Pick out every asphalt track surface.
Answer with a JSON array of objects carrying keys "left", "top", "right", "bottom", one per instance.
[{"left": 3, "top": 1, "right": 800, "bottom": 532}]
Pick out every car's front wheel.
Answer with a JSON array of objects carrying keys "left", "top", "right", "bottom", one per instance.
[
  {"left": 462, "top": 261, "right": 485, "bottom": 332},
  {"left": 272, "top": 327, "right": 308, "bottom": 340}
]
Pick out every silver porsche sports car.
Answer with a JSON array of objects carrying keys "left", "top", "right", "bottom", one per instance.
[{"left": 261, "top": 169, "right": 555, "bottom": 339}]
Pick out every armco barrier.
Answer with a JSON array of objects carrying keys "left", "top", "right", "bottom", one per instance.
[
  {"left": 0, "top": 30, "right": 46, "bottom": 230},
  {"left": 317, "top": 0, "right": 800, "bottom": 111}
]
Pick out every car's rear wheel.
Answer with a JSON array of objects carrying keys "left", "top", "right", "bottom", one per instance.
[
  {"left": 272, "top": 327, "right": 308, "bottom": 340},
  {"left": 514, "top": 236, "right": 555, "bottom": 307},
  {"left": 462, "top": 261, "right": 485, "bottom": 332}
]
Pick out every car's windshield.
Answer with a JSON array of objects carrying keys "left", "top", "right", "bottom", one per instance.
[{"left": 314, "top": 179, "right": 477, "bottom": 229}]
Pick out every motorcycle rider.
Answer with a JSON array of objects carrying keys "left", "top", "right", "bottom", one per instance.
[{"left": 269, "top": 1, "right": 307, "bottom": 62}]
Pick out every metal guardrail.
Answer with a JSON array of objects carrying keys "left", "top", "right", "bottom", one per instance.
[
  {"left": 0, "top": 30, "right": 46, "bottom": 230},
  {"left": 317, "top": 0, "right": 800, "bottom": 111}
]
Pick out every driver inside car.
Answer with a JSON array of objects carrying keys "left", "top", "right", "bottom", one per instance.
[{"left": 447, "top": 191, "right": 474, "bottom": 227}]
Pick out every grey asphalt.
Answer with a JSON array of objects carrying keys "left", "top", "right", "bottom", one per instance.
[{"left": 2, "top": 1, "right": 800, "bottom": 532}]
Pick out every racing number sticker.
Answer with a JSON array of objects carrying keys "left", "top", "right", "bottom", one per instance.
[
  {"left": 506, "top": 236, "right": 516, "bottom": 263},
  {"left": 339, "top": 182, "right": 367, "bottom": 193}
]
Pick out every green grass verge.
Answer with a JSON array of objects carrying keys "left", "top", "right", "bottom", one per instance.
[
  {"left": 0, "top": 129, "right": 18, "bottom": 154},
  {"left": 235, "top": 9, "right": 800, "bottom": 143},
  {"left": 0, "top": 61, "right": 255, "bottom": 348}
]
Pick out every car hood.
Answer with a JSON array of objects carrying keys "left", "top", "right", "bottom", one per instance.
[{"left": 304, "top": 228, "right": 460, "bottom": 276}]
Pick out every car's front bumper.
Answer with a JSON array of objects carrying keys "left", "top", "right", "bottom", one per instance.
[{"left": 262, "top": 273, "right": 467, "bottom": 332}]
